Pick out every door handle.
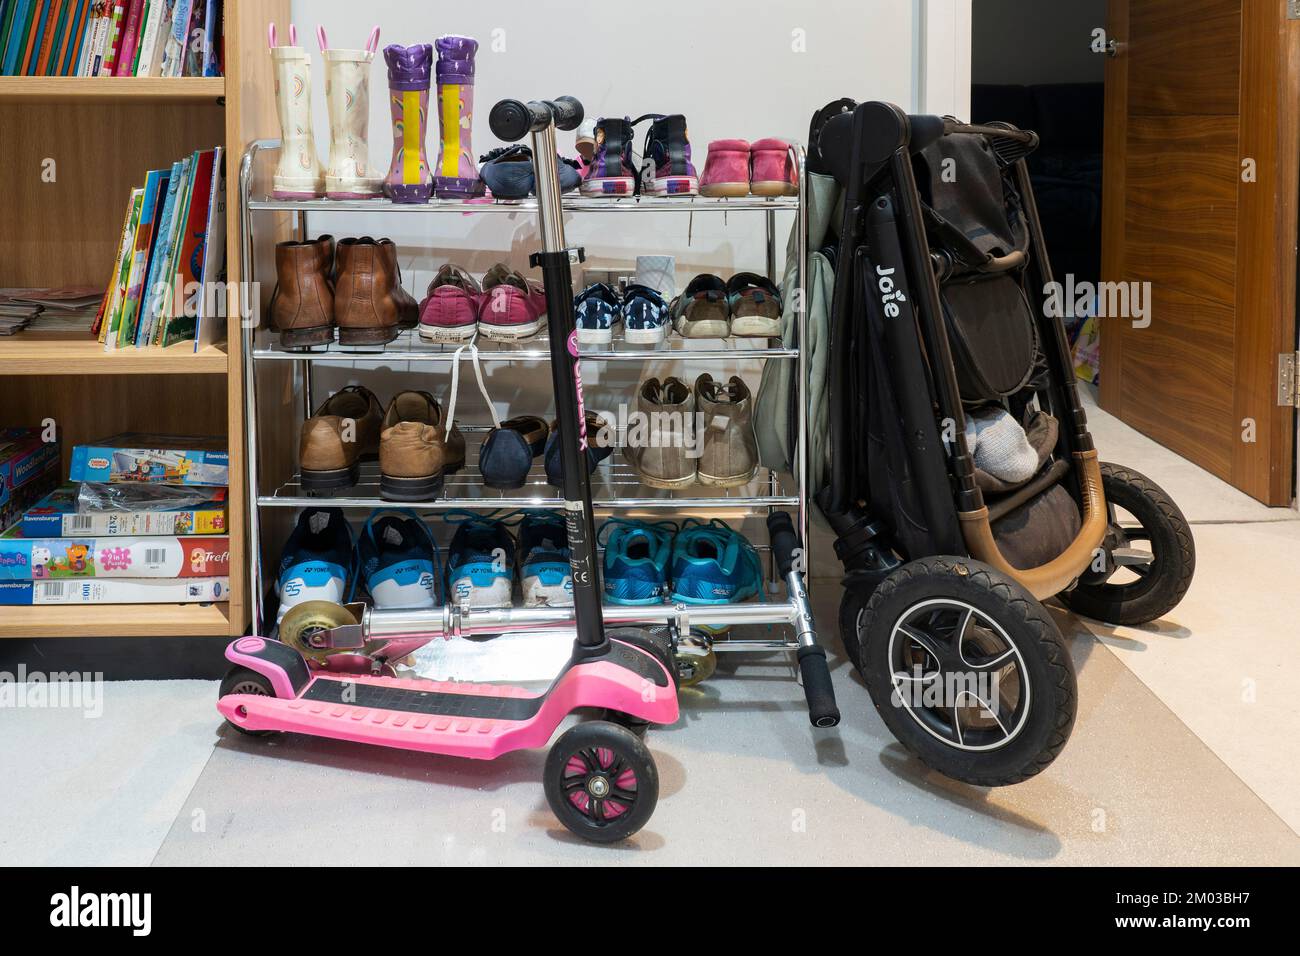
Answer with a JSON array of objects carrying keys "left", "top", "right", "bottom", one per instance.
[{"left": 1100, "top": 38, "right": 1121, "bottom": 57}]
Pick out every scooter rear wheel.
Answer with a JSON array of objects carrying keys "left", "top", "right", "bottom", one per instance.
[
  {"left": 278, "top": 600, "right": 360, "bottom": 664},
  {"left": 545, "top": 721, "right": 658, "bottom": 843}
]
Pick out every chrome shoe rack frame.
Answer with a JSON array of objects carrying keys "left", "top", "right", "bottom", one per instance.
[{"left": 238, "top": 140, "right": 811, "bottom": 646}]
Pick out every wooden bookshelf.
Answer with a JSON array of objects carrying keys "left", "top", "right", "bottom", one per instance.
[
  {"left": 0, "top": 1, "right": 288, "bottom": 639},
  {"left": 0, "top": 603, "right": 233, "bottom": 638},
  {"left": 0, "top": 76, "right": 225, "bottom": 103},
  {"left": 1, "top": 331, "right": 228, "bottom": 375}
]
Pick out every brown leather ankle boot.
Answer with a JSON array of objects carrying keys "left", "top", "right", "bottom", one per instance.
[
  {"left": 270, "top": 237, "right": 334, "bottom": 348},
  {"left": 378, "top": 238, "right": 419, "bottom": 329},
  {"left": 334, "top": 237, "right": 402, "bottom": 346}
]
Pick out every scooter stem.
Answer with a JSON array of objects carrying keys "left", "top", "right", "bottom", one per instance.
[{"left": 520, "top": 101, "right": 606, "bottom": 651}]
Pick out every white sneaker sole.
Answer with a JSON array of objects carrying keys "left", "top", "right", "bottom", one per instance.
[
  {"left": 521, "top": 576, "right": 574, "bottom": 608},
  {"left": 418, "top": 324, "right": 477, "bottom": 343},
  {"left": 674, "top": 318, "right": 730, "bottom": 338},
  {"left": 730, "top": 316, "right": 780, "bottom": 337},
  {"left": 623, "top": 325, "right": 668, "bottom": 344},
  {"left": 448, "top": 576, "right": 513, "bottom": 608},
  {"left": 478, "top": 317, "right": 545, "bottom": 341},
  {"left": 577, "top": 327, "right": 614, "bottom": 345}
]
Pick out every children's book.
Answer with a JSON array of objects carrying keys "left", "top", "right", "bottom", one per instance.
[
  {"left": 178, "top": 0, "right": 200, "bottom": 76},
  {"left": 137, "top": 158, "right": 183, "bottom": 345},
  {"left": 18, "top": 0, "right": 49, "bottom": 74},
  {"left": 163, "top": 147, "right": 213, "bottom": 345},
  {"left": 62, "top": 0, "right": 90, "bottom": 74},
  {"left": 34, "top": 0, "right": 65, "bottom": 75},
  {"left": 157, "top": 0, "right": 187, "bottom": 76},
  {"left": 119, "top": 167, "right": 169, "bottom": 346},
  {"left": 149, "top": 153, "right": 192, "bottom": 344},
  {"left": 92, "top": 193, "right": 138, "bottom": 337},
  {"left": 88, "top": 0, "right": 111, "bottom": 74},
  {"left": 112, "top": 0, "right": 142, "bottom": 75},
  {"left": 135, "top": 0, "right": 169, "bottom": 76},
  {"left": 55, "top": 0, "right": 85, "bottom": 74},
  {"left": 194, "top": 146, "right": 225, "bottom": 350},
  {"left": 100, "top": 0, "right": 125, "bottom": 74},
  {"left": 100, "top": 188, "right": 142, "bottom": 345},
  {"left": 1, "top": 0, "right": 32, "bottom": 75},
  {"left": 0, "top": 0, "right": 21, "bottom": 75},
  {"left": 199, "top": 0, "right": 217, "bottom": 76}
]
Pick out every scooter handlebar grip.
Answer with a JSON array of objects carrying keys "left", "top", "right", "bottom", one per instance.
[
  {"left": 547, "top": 95, "right": 584, "bottom": 131},
  {"left": 767, "top": 511, "right": 800, "bottom": 578},
  {"left": 797, "top": 645, "right": 840, "bottom": 728},
  {"left": 489, "top": 98, "right": 550, "bottom": 142}
]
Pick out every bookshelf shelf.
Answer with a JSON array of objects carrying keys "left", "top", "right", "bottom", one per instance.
[
  {"left": 0, "top": 602, "right": 233, "bottom": 638},
  {"left": 0, "top": 331, "right": 228, "bottom": 375},
  {"left": 0, "top": 76, "right": 225, "bottom": 104}
]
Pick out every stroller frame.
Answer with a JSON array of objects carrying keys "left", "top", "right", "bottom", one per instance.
[{"left": 830, "top": 102, "right": 1106, "bottom": 599}]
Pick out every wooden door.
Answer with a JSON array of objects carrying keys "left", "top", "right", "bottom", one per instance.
[{"left": 1100, "top": 0, "right": 1299, "bottom": 505}]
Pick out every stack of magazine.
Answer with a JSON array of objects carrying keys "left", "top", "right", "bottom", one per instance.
[
  {"left": 94, "top": 146, "right": 226, "bottom": 351},
  {"left": 0, "top": 1, "right": 224, "bottom": 77}
]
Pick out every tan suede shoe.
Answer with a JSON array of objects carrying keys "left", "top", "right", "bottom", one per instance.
[
  {"left": 379, "top": 390, "right": 466, "bottom": 501},
  {"left": 625, "top": 376, "right": 696, "bottom": 489},
  {"left": 695, "top": 373, "right": 758, "bottom": 487},
  {"left": 299, "top": 384, "right": 384, "bottom": 491}
]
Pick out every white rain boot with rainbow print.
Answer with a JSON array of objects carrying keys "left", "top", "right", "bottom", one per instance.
[
  {"left": 320, "top": 25, "right": 383, "bottom": 199},
  {"left": 269, "top": 23, "right": 324, "bottom": 199}
]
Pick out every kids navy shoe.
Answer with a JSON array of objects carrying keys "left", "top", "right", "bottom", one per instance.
[
  {"left": 574, "top": 282, "right": 622, "bottom": 345},
  {"left": 544, "top": 411, "right": 614, "bottom": 488},
  {"left": 276, "top": 507, "right": 353, "bottom": 621},
  {"left": 480, "top": 145, "right": 582, "bottom": 199},
  {"left": 621, "top": 284, "right": 670, "bottom": 344},
  {"left": 353, "top": 511, "right": 441, "bottom": 609}
]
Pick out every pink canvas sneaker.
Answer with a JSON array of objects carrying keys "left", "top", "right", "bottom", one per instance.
[
  {"left": 749, "top": 138, "right": 798, "bottom": 196},
  {"left": 418, "top": 264, "right": 481, "bottom": 341},
  {"left": 478, "top": 264, "right": 546, "bottom": 340},
  {"left": 699, "top": 139, "right": 751, "bottom": 198}
]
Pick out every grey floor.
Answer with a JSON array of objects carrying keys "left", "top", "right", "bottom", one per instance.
[{"left": 3, "top": 387, "right": 1299, "bottom": 866}]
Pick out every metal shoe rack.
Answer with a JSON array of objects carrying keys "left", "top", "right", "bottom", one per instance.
[{"left": 238, "top": 140, "right": 812, "bottom": 646}]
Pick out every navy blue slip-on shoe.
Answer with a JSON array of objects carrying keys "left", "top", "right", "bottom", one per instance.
[
  {"left": 622, "top": 283, "right": 670, "bottom": 344},
  {"left": 479, "top": 145, "right": 535, "bottom": 199},
  {"left": 574, "top": 282, "right": 622, "bottom": 345},
  {"left": 544, "top": 412, "right": 614, "bottom": 488}
]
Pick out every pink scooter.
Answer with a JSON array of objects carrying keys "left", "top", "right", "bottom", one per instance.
[{"left": 218, "top": 97, "right": 838, "bottom": 843}]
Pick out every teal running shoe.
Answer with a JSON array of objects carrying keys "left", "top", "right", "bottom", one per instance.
[
  {"left": 669, "top": 519, "right": 762, "bottom": 605},
  {"left": 600, "top": 518, "right": 677, "bottom": 605}
]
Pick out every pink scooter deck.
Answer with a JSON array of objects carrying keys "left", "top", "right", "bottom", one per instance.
[{"left": 219, "top": 638, "right": 678, "bottom": 760}]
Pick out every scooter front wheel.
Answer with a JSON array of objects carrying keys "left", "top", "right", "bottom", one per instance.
[
  {"left": 544, "top": 721, "right": 658, "bottom": 843},
  {"left": 218, "top": 667, "right": 277, "bottom": 737}
]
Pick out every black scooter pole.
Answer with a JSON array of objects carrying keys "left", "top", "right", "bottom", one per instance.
[{"left": 488, "top": 97, "right": 606, "bottom": 652}]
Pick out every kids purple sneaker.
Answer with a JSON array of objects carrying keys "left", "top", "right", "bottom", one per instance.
[
  {"left": 579, "top": 117, "right": 637, "bottom": 197},
  {"left": 637, "top": 114, "right": 698, "bottom": 197},
  {"left": 433, "top": 36, "right": 486, "bottom": 199}
]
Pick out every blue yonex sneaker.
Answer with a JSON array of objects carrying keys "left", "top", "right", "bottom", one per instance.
[
  {"left": 669, "top": 519, "right": 762, "bottom": 605},
  {"left": 353, "top": 511, "right": 441, "bottom": 609},
  {"left": 444, "top": 511, "right": 517, "bottom": 608},
  {"left": 621, "top": 284, "right": 670, "bottom": 344},
  {"left": 600, "top": 518, "right": 677, "bottom": 605},
  {"left": 276, "top": 507, "right": 353, "bottom": 621},
  {"left": 574, "top": 282, "right": 622, "bottom": 345},
  {"left": 518, "top": 510, "right": 572, "bottom": 607}
]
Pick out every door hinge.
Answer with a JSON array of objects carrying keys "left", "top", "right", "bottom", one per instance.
[
  {"left": 1290, "top": 0, "right": 1300, "bottom": 20},
  {"left": 1280, "top": 352, "right": 1300, "bottom": 407}
]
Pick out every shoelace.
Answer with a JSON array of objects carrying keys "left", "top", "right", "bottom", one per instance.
[
  {"left": 445, "top": 343, "right": 502, "bottom": 433},
  {"left": 598, "top": 517, "right": 679, "bottom": 550}
]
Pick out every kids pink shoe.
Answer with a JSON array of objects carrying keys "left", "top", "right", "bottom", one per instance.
[
  {"left": 699, "top": 139, "right": 750, "bottom": 198},
  {"left": 418, "top": 264, "right": 481, "bottom": 342},
  {"left": 478, "top": 264, "right": 546, "bottom": 341},
  {"left": 749, "top": 138, "right": 798, "bottom": 196}
]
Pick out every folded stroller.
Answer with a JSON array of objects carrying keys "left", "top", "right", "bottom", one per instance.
[{"left": 814, "top": 102, "right": 1196, "bottom": 785}]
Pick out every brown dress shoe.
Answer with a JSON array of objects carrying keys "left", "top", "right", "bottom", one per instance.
[
  {"left": 334, "top": 237, "right": 401, "bottom": 346},
  {"left": 270, "top": 236, "right": 334, "bottom": 348},
  {"left": 379, "top": 390, "right": 466, "bottom": 501},
  {"left": 378, "top": 238, "right": 419, "bottom": 329},
  {"left": 299, "top": 385, "right": 385, "bottom": 491}
]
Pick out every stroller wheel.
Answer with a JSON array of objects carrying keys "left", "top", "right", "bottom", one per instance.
[
  {"left": 852, "top": 556, "right": 1076, "bottom": 787},
  {"left": 1058, "top": 462, "right": 1195, "bottom": 626},
  {"left": 545, "top": 721, "right": 658, "bottom": 843}
]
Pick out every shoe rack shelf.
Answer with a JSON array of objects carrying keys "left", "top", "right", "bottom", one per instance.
[
  {"left": 251, "top": 327, "right": 799, "bottom": 364},
  {"left": 0, "top": 1, "right": 289, "bottom": 640},
  {"left": 240, "top": 141, "right": 812, "bottom": 636}
]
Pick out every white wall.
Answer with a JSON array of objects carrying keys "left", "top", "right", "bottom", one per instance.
[{"left": 281, "top": 0, "right": 933, "bottom": 417}]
